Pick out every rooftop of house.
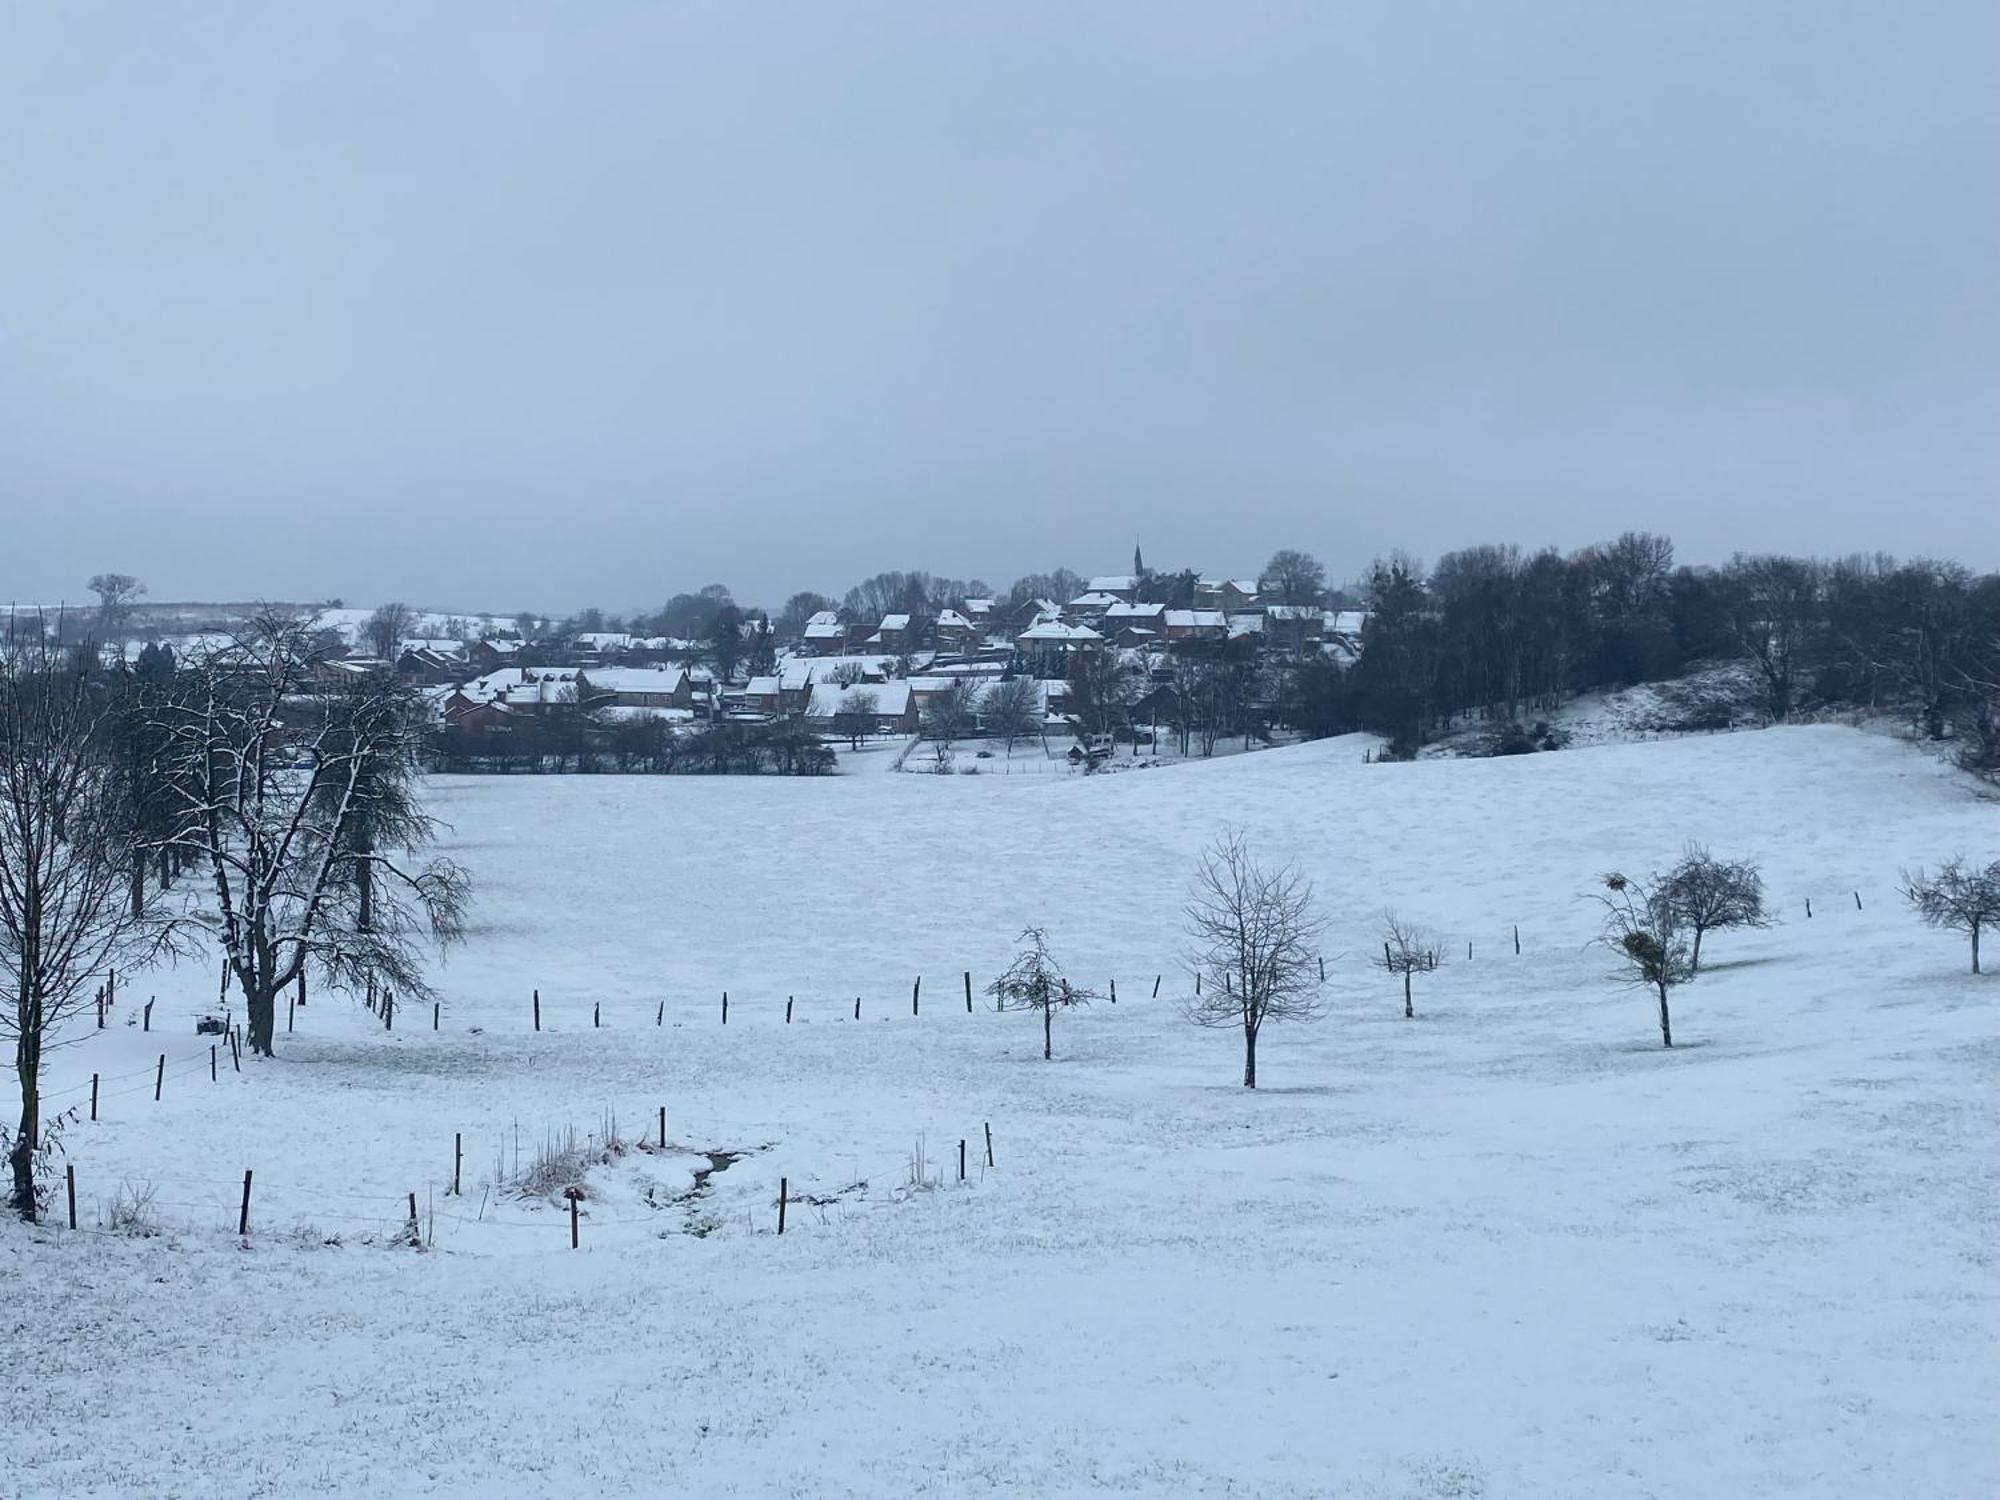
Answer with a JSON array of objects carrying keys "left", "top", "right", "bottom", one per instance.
[
  {"left": 1019, "top": 621, "right": 1105, "bottom": 643},
  {"left": 805, "top": 680, "right": 915, "bottom": 717},
  {"left": 582, "top": 666, "right": 688, "bottom": 695}
]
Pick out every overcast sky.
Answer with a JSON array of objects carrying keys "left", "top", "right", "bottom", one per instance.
[{"left": 2, "top": 3, "right": 1994, "bottom": 615}]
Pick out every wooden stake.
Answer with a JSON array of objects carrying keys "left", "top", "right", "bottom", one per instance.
[
  {"left": 1318, "top": 956, "right": 1324, "bottom": 982},
  {"left": 853, "top": 996, "right": 860, "bottom": 1020},
  {"left": 433, "top": 1002, "right": 440, "bottom": 1031},
  {"left": 453, "top": 1132, "right": 463, "bottom": 1195},
  {"left": 785, "top": 997, "right": 793, "bottom": 1024},
  {"left": 1854, "top": 890, "right": 1863, "bottom": 910},
  {"left": 384, "top": 989, "right": 395, "bottom": 1031},
  {"left": 1152, "top": 974, "right": 1162, "bottom": 998},
  {"left": 231, "top": 1035, "right": 240, "bottom": 1072},
  {"left": 66, "top": 1164, "right": 77, "bottom": 1229},
  {"left": 238, "top": 1170, "right": 253, "bottom": 1236},
  {"left": 1196, "top": 973, "right": 1202, "bottom": 995},
  {"left": 143, "top": 998, "right": 153, "bottom": 1032},
  {"left": 722, "top": 991, "right": 729, "bottom": 1025},
  {"left": 288, "top": 992, "right": 295, "bottom": 1033},
  {"left": 984, "top": 1121, "right": 994, "bottom": 1167},
  {"left": 656, "top": 1000, "right": 663, "bottom": 1026},
  {"left": 659, "top": 1105, "right": 666, "bottom": 1148},
  {"left": 1109, "top": 978, "right": 1116, "bottom": 1004},
  {"left": 1806, "top": 896, "right": 1813, "bottom": 919},
  {"left": 90, "top": 1073, "right": 98, "bottom": 1122},
  {"left": 533, "top": 989, "right": 540, "bottom": 1031},
  {"left": 569, "top": 1195, "right": 579, "bottom": 1249},
  {"left": 154, "top": 1054, "right": 164, "bottom": 1102},
  {"left": 408, "top": 1191, "right": 419, "bottom": 1228},
  {"left": 210, "top": 1045, "right": 217, "bottom": 1082},
  {"left": 593, "top": 1002, "right": 600, "bottom": 1028},
  {"left": 778, "top": 1177, "right": 788, "bottom": 1235},
  {"left": 964, "top": 970, "right": 973, "bottom": 1012},
  {"left": 912, "top": 976, "right": 920, "bottom": 1016},
  {"left": 1514, "top": 924, "right": 1521, "bottom": 955},
  {"left": 958, "top": 1139, "right": 966, "bottom": 1181},
  {"left": 298, "top": 970, "right": 306, "bottom": 1009}
]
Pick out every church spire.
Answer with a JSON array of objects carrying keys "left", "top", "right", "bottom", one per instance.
[{"left": 1133, "top": 540, "right": 1145, "bottom": 578}]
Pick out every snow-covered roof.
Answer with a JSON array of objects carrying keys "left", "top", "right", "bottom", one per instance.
[
  {"left": 592, "top": 705, "right": 696, "bottom": 724},
  {"left": 1088, "top": 575, "right": 1139, "bottom": 593},
  {"left": 399, "top": 638, "right": 466, "bottom": 656},
  {"left": 1227, "top": 614, "right": 1263, "bottom": 638},
  {"left": 1066, "top": 591, "right": 1123, "bottom": 610},
  {"left": 879, "top": 613, "right": 912, "bottom": 631},
  {"left": 743, "top": 675, "right": 780, "bottom": 696},
  {"left": 1164, "top": 610, "right": 1227, "bottom": 629},
  {"left": 805, "top": 610, "right": 840, "bottom": 628},
  {"left": 575, "top": 632, "right": 634, "bottom": 649},
  {"left": 1197, "top": 578, "right": 1259, "bottom": 593},
  {"left": 805, "top": 681, "right": 915, "bottom": 718},
  {"left": 1103, "top": 601, "right": 1166, "bottom": 621},
  {"left": 1019, "top": 622, "right": 1105, "bottom": 643},
  {"left": 778, "top": 655, "right": 898, "bottom": 692},
  {"left": 936, "top": 609, "right": 972, "bottom": 630},
  {"left": 803, "top": 620, "right": 844, "bottom": 640},
  {"left": 582, "top": 667, "right": 687, "bottom": 696},
  {"left": 1329, "top": 610, "right": 1370, "bottom": 635},
  {"left": 963, "top": 597, "right": 994, "bottom": 613},
  {"left": 1261, "top": 604, "right": 1317, "bottom": 621}
]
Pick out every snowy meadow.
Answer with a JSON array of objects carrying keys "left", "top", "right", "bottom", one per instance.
[{"left": 5, "top": 726, "right": 1996, "bottom": 1497}]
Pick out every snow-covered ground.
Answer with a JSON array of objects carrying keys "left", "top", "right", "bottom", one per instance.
[{"left": 5, "top": 727, "right": 1996, "bottom": 1497}]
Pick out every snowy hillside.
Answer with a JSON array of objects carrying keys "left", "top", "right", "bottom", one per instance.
[{"left": 5, "top": 727, "right": 1995, "bottom": 1497}]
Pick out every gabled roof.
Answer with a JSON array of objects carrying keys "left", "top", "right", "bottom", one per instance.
[
  {"left": 1019, "top": 621, "right": 1105, "bottom": 643},
  {"left": 1164, "top": 610, "right": 1227, "bottom": 629},
  {"left": 878, "top": 613, "right": 912, "bottom": 631},
  {"left": 1103, "top": 601, "right": 1166, "bottom": 621},
  {"left": 805, "top": 681, "right": 915, "bottom": 718},
  {"left": 582, "top": 667, "right": 688, "bottom": 696},
  {"left": 1065, "top": 591, "right": 1123, "bottom": 610}
]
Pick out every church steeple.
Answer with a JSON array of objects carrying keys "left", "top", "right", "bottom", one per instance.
[{"left": 1133, "top": 541, "right": 1146, "bottom": 579}]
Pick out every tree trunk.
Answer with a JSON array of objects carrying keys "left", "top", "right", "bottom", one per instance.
[
  {"left": 1656, "top": 981, "right": 1673, "bottom": 1048},
  {"left": 1242, "top": 1026, "right": 1257, "bottom": 1088},
  {"left": 246, "top": 985, "right": 278, "bottom": 1057},
  {"left": 1403, "top": 969, "right": 1413, "bottom": 1019},
  {"left": 1042, "top": 1003, "right": 1052, "bottom": 1061},
  {"left": 130, "top": 860, "right": 145, "bottom": 921},
  {"left": 356, "top": 853, "right": 375, "bottom": 934},
  {"left": 10, "top": 1036, "right": 38, "bottom": 1222},
  {"left": 1690, "top": 925, "right": 1704, "bottom": 972},
  {"left": 1973, "top": 920, "right": 1982, "bottom": 976}
]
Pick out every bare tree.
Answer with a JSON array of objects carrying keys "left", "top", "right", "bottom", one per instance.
[
  {"left": 1593, "top": 871, "right": 1693, "bottom": 1047},
  {"left": 1661, "top": 843, "right": 1770, "bottom": 970},
  {"left": 986, "top": 926, "right": 1095, "bottom": 1059},
  {"left": 87, "top": 573, "right": 146, "bottom": 645},
  {"left": 1, "top": 631, "right": 165, "bottom": 1218},
  {"left": 981, "top": 675, "right": 1042, "bottom": 759},
  {"left": 919, "top": 678, "right": 978, "bottom": 747},
  {"left": 1373, "top": 910, "right": 1441, "bottom": 1018},
  {"left": 1182, "top": 831, "right": 1327, "bottom": 1087},
  {"left": 1901, "top": 856, "right": 2000, "bottom": 974},
  {"left": 362, "top": 602, "right": 416, "bottom": 661},
  {"left": 1261, "top": 549, "right": 1327, "bottom": 606},
  {"left": 834, "top": 687, "right": 878, "bottom": 750},
  {"left": 153, "top": 612, "right": 469, "bottom": 1055}
]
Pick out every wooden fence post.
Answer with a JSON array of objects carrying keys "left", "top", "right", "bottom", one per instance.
[
  {"left": 984, "top": 1121, "right": 993, "bottom": 1168},
  {"left": 786, "top": 997, "right": 793, "bottom": 1024},
  {"left": 90, "top": 1073, "right": 98, "bottom": 1122},
  {"left": 853, "top": 996, "right": 860, "bottom": 1021},
  {"left": 66, "top": 1164, "right": 76, "bottom": 1230},
  {"left": 1153, "top": 974, "right": 1162, "bottom": 998},
  {"left": 1109, "top": 978, "right": 1116, "bottom": 1004},
  {"left": 1854, "top": 890, "right": 1863, "bottom": 910},
  {"left": 238, "top": 1170, "right": 253, "bottom": 1236},
  {"left": 778, "top": 1177, "right": 787, "bottom": 1235},
  {"left": 593, "top": 1002, "right": 600, "bottom": 1029},
  {"left": 298, "top": 970, "right": 306, "bottom": 1009},
  {"left": 288, "top": 992, "right": 295, "bottom": 1033},
  {"left": 958, "top": 1139, "right": 966, "bottom": 1181},
  {"left": 659, "top": 1105, "right": 667, "bottom": 1148},
  {"left": 231, "top": 1034, "right": 240, "bottom": 1072},
  {"left": 210, "top": 1046, "right": 217, "bottom": 1082},
  {"left": 911, "top": 977, "right": 920, "bottom": 1017},
  {"left": 656, "top": 1000, "right": 663, "bottom": 1026},
  {"left": 154, "top": 1054, "right": 164, "bottom": 1102},
  {"left": 964, "top": 971, "right": 972, "bottom": 1012},
  {"left": 384, "top": 990, "right": 395, "bottom": 1031},
  {"left": 433, "top": 1002, "right": 440, "bottom": 1031},
  {"left": 407, "top": 1191, "right": 419, "bottom": 1229},
  {"left": 569, "top": 1195, "right": 579, "bottom": 1249},
  {"left": 533, "top": 989, "right": 541, "bottom": 1031},
  {"left": 453, "top": 1132, "right": 463, "bottom": 1195},
  {"left": 1514, "top": 924, "right": 1521, "bottom": 955},
  {"left": 143, "top": 999, "right": 153, "bottom": 1032},
  {"left": 1806, "top": 896, "right": 1813, "bottom": 919},
  {"left": 722, "top": 991, "right": 729, "bottom": 1025}
]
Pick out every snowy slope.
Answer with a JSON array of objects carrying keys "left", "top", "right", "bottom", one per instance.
[{"left": 4, "top": 727, "right": 1996, "bottom": 1497}]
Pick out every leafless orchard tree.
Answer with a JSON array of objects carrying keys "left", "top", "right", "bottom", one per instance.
[
  {"left": 1182, "top": 830, "right": 1327, "bottom": 1087},
  {"left": 1901, "top": 856, "right": 2000, "bottom": 974},
  {"left": 1, "top": 631, "right": 167, "bottom": 1218},
  {"left": 919, "top": 678, "right": 977, "bottom": 747},
  {"left": 153, "top": 612, "right": 469, "bottom": 1056},
  {"left": 1373, "top": 910, "right": 1442, "bottom": 1018},
  {"left": 1661, "top": 843, "right": 1770, "bottom": 971},
  {"left": 1593, "top": 870, "right": 1693, "bottom": 1047},
  {"left": 985, "top": 925, "right": 1095, "bottom": 1060},
  {"left": 835, "top": 687, "right": 878, "bottom": 750}
]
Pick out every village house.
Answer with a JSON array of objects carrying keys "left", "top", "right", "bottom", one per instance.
[
  {"left": 468, "top": 637, "right": 528, "bottom": 674},
  {"left": 934, "top": 609, "right": 978, "bottom": 651},
  {"left": 803, "top": 679, "right": 919, "bottom": 736},
  {"left": 870, "top": 613, "right": 913, "bottom": 652},
  {"left": 802, "top": 611, "right": 846, "bottom": 655},
  {"left": 1162, "top": 609, "right": 1229, "bottom": 644},
  {"left": 577, "top": 665, "right": 692, "bottom": 710},
  {"left": 1016, "top": 619, "right": 1104, "bottom": 676},
  {"left": 1194, "top": 578, "right": 1260, "bottom": 612}
]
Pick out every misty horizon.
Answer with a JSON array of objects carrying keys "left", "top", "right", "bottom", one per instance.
[{"left": 4, "top": 4, "right": 1996, "bottom": 610}]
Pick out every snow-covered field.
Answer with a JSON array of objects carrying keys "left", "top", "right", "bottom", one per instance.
[{"left": 5, "top": 726, "right": 1996, "bottom": 1497}]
